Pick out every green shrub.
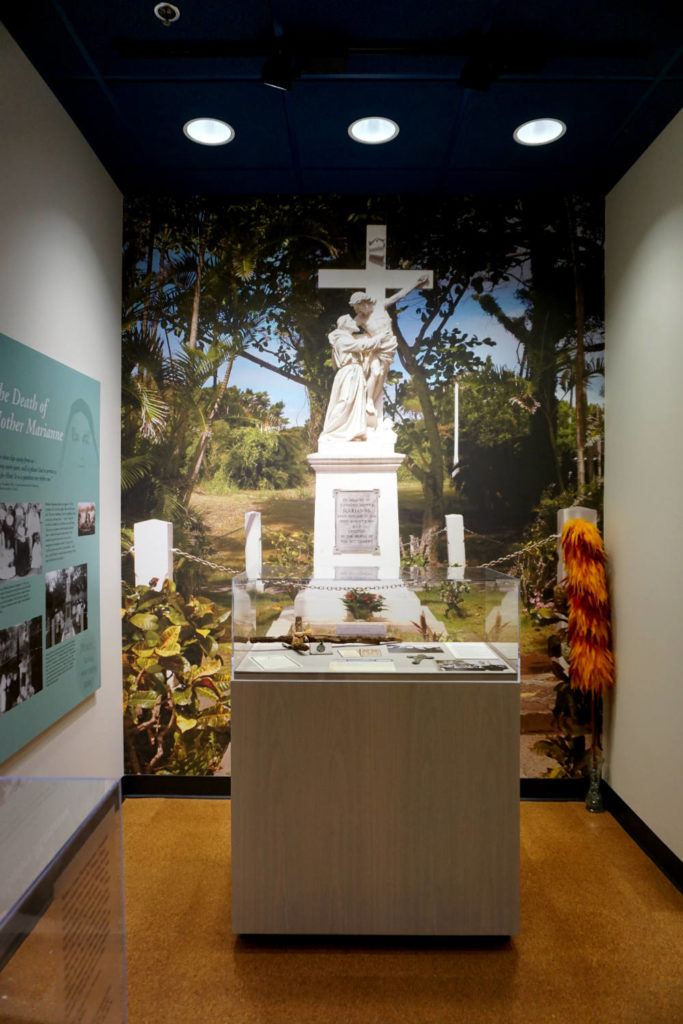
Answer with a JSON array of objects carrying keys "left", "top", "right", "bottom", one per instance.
[
  {"left": 122, "top": 579, "right": 231, "bottom": 775},
  {"left": 212, "top": 427, "right": 308, "bottom": 490}
]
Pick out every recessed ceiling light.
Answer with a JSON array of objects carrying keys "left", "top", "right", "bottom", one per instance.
[
  {"left": 183, "top": 118, "right": 235, "bottom": 146},
  {"left": 513, "top": 118, "right": 566, "bottom": 146},
  {"left": 154, "top": 2, "right": 180, "bottom": 26},
  {"left": 348, "top": 117, "right": 399, "bottom": 145}
]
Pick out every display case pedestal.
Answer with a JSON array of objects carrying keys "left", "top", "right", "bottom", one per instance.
[
  {"left": 232, "top": 676, "right": 519, "bottom": 936},
  {"left": 231, "top": 568, "right": 520, "bottom": 937}
]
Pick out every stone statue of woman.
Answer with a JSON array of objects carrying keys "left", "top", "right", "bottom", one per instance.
[{"left": 320, "top": 315, "right": 379, "bottom": 443}]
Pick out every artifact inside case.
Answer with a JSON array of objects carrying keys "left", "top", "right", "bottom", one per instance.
[{"left": 232, "top": 568, "right": 519, "bottom": 680}]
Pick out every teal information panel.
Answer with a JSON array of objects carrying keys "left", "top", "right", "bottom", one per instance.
[{"left": 0, "top": 334, "right": 100, "bottom": 762}]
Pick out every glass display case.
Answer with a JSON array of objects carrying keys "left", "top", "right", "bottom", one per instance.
[
  {"left": 0, "top": 777, "right": 126, "bottom": 1023},
  {"left": 231, "top": 569, "right": 520, "bottom": 937},
  {"left": 232, "top": 566, "right": 519, "bottom": 681}
]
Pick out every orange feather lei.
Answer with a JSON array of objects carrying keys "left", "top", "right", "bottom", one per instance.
[{"left": 560, "top": 518, "right": 615, "bottom": 695}]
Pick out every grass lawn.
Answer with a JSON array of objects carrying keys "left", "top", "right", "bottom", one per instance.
[
  {"left": 191, "top": 479, "right": 430, "bottom": 569},
  {"left": 520, "top": 613, "right": 557, "bottom": 657},
  {"left": 190, "top": 483, "right": 315, "bottom": 570}
]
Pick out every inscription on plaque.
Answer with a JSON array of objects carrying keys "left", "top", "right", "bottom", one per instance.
[
  {"left": 334, "top": 566, "right": 379, "bottom": 580},
  {"left": 333, "top": 490, "right": 380, "bottom": 555}
]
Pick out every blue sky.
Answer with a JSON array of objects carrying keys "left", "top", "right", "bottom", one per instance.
[
  {"left": 228, "top": 286, "right": 531, "bottom": 427},
  {"left": 170, "top": 270, "right": 603, "bottom": 425}
]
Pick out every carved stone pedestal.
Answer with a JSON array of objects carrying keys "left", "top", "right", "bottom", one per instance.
[{"left": 293, "top": 433, "right": 424, "bottom": 626}]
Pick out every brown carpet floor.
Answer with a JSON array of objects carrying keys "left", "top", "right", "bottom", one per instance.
[{"left": 123, "top": 799, "right": 682, "bottom": 1024}]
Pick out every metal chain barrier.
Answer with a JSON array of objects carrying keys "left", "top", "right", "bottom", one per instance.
[
  {"left": 464, "top": 528, "right": 507, "bottom": 545},
  {"left": 172, "top": 548, "right": 243, "bottom": 576},
  {"left": 478, "top": 533, "right": 559, "bottom": 570},
  {"left": 125, "top": 530, "right": 559, "bottom": 579},
  {"left": 261, "top": 579, "right": 418, "bottom": 591}
]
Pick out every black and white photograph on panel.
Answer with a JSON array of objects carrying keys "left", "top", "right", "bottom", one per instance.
[
  {"left": 0, "top": 502, "right": 43, "bottom": 582},
  {"left": 45, "top": 563, "right": 88, "bottom": 649},
  {"left": 0, "top": 616, "right": 43, "bottom": 714}
]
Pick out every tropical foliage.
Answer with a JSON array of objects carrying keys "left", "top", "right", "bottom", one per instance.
[
  {"left": 122, "top": 580, "right": 231, "bottom": 775},
  {"left": 208, "top": 424, "right": 309, "bottom": 491},
  {"left": 263, "top": 528, "right": 314, "bottom": 569},
  {"left": 121, "top": 196, "right": 337, "bottom": 534},
  {"left": 532, "top": 590, "right": 597, "bottom": 778}
]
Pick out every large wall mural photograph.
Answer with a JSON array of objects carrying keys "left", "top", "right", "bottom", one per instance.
[{"left": 121, "top": 194, "right": 605, "bottom": 779}]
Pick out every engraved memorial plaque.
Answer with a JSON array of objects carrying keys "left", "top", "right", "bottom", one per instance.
[
  {"left": 334, "top": 489, "right": 380, "bottom": 555},
  {"left": 334, "top": 566, "right": 379, "bottom": 580}
]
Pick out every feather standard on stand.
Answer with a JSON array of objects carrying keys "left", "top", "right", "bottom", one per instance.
[{"left": 560, "top": 518, "right": 615, "bottom": 810}]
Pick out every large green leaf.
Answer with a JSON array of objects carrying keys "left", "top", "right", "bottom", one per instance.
[
  {"left": 176, "top": 715, "right": 198, "bottom": 733},
  {"left": 191, "top": 656, "right": 224, "bottom": 681},
  {"left": 195, "top": 633, "right": 217, "bottom": 656},
  {"left": 196, "top": 712, "right": 231, "bottom": 731},
  {"left": 157, "top": 655, "right": 187, "bottom": 676},
  {"left": 137, "top": 662, "right": 165, "bottom": 678},
  {"left": 134, "top": 589, "right": 171, "bottom": 611},
  {"left": 132, "top": 642, "right": 156, "bottom": 657},
  {"left": 129, "top": 612, "right": 160, "bottom": 631},
  {"left": 127, "top": 691, "right": 161, "bottom": 709},
  {"left": 194, "top": 683, "right": 220, "bottom": 701},
  {"left": 171, "top": 687, "right": 193, "bottom": 706},
  {"left": 165, "top": 606, "right": 190, "bottom": 627},
  {"left": 155, "top": 626, "right": 182, "bottom": 657}
]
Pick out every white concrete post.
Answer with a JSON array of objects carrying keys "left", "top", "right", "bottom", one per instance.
[
  {"left": 445, "top": 514, "right": 466, "bottom": 580},
  {"left": 244, "top": 511, "right": 262, "bottom": 581},
  {"left": 557, "top": 506, "right": 598, "bottom": 582},
  {"left": 134, "top": 519, "right": 173, "bottom": 590}
]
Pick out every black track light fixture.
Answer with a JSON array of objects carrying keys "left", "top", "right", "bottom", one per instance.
[{"left": 261, "top": 49, "right": 299, "bottom": 91}]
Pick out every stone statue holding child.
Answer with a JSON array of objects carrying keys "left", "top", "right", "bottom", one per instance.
[{"left": 320, "top": 275, "right": 430, "bottom": 444}]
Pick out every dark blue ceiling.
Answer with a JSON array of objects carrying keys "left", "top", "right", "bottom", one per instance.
[{"left": 2, "top": 0, "right": 682, "bottom": 196}]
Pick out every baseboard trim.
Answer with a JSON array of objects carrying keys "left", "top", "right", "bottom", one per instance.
[
  {"left": 602, "top": 782, "right": 682, "bottom": 893},
  {"left": 520, "top": 777, "right": 586, "bottom": 801},
  {"left": 120, "top": 774, "right": 681, "bottom": 891},
  {"left": 129, "top": 776, "right": 576, "bottom": 801},
  {"left": 122, "top": 774, "right": 230, "bottom": 799}
]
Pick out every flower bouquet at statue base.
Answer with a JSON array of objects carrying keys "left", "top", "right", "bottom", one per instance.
[{"left": 341, "top": 588, "right": 386, "bottom": 621}]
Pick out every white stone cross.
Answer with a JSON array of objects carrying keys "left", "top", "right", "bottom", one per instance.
[{"left": 317, "top": 225, "right": 433, "bottom": 306}]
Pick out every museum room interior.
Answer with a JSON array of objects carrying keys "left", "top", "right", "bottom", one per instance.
[{"left": 0, "top": 2, "right": 681, "bottom": 1022}]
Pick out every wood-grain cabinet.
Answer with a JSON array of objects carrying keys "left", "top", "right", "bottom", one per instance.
[{"left": 231, "top": 675, "right": 519, "bottom": 935}]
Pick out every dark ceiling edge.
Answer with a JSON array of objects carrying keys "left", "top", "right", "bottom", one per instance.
[
  {"left": 49, "top": 0, "right": 146, "bottom": 148},
  {"left": 6, "top": 2, "right": 682, "bottom": 199}
]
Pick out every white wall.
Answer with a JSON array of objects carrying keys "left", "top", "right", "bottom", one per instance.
[
  {"left": 604, "top": 110, "right": 683, "bottom": 859},
  {"left": 0, "top": 27, "right": 123, "bottom": 778}
]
